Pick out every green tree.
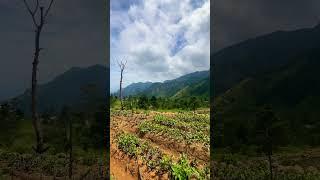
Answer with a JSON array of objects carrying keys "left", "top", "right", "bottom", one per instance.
[
  {"left": 150, "top": 96, "right": 158, "bottom": 109},
  {"left": 190, "top": 96, "right": 200, "bottom": 113},
  {"left": 138, "top": 96, "right": 149, "bottom": 110}
]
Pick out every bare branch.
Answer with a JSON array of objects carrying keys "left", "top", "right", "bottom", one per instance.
[
  {"left": 22, "top": 0, "right": 35, "bottom": 15},
  {"left": 32, "top": 0, "right": 39, "bottom": 15},
  {"left": 117, "top": 59, "right": 127, "bottom": 71},
  {"left": 44, "top": 0, "right": 54, "bottom": 20},
  {"left": 23, "top": 0, "right": 39, "bottom": 27},
  {"left": 122, "top": 59, "right": 127, "bottom": 69}
]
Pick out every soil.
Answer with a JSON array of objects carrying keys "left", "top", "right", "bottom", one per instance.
[{"left": 110, "top": 111, "right": 210, "bottom": 179}]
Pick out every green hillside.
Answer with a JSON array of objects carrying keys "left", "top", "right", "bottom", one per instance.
[
  {"left": 12, "top": 65, "right": 108, "bottom": 114},
  {"left": 213, "top": 25, "right": 320, "bottom": 149},
  {"left": 213, "top": 24, "right": 320, "bottom": 96},
  {"left": 120, "top": 70, "right": 210, "bottom": 98}
]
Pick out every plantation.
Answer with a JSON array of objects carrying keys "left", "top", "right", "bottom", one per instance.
[{"left": 110, "top": 109, "right": 210, "bottom": 179}]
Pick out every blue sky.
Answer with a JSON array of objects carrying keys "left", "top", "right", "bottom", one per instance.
[{"left": 110, "top": 0, "right": 210, "bottom": 92}]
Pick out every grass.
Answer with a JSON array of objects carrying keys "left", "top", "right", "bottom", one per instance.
[
  {"left": 8, "top": 120, "right": 35, "bottom": 153},
  {"left": 0, "top": 118, "right": 109, "bottom": 178}
]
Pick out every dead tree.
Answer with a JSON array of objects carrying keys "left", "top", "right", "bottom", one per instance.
[
  {"left": 117, "top": 60, "right": 127, "bottom": 111},
  {"left": 22, "top": 0, "right": 54, "bottom": 153},
  {"left": 69, "top": 115, "right": 73, "bottom": 179}
]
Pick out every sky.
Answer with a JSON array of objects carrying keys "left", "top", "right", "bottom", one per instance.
[
  {"left": 0, "top": 0, "right": 105, "bottom": 101},
  {"left": 2, "top": 1, "right": 319, "bottom": 97},
  {"left": 110, "top": 0, "right": 211, "bottom": 92},
  {"left": 213, "top": 0, "right": 320, "bottom": 51}
]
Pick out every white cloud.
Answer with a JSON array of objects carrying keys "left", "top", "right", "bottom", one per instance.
[{"left": 110, "top": 0, "right": 210, "bottom": 92}]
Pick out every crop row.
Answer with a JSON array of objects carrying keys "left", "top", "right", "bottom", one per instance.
[
  {"left": 138, "top": 120, "right": 210, "bottom": 145},
  {"left": 116, "top": 133, "right": 210, "bottom": 179},
  {"left": 153, "top": 114, "right": 209, "bottom": 133},
  {"left": 174, "top": 113, "right": 210, "bottom": 124}
]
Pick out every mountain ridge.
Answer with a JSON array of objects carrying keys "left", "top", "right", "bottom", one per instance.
[
  {"left": 213, "top": 24, "right": 320, "bottom": 147},
  {"left": 12, "top": 64, "right": 108, "bottom": 114},
  {"left": 213, "top": 23, "right": 320, "bottom": 96},
  {"left": 116, "top": 70, "right": 210, "bottom": 98}
]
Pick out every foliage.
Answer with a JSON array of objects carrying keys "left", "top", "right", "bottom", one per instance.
[
  {"left": 117, "top": 133, "right": 140, "bottom": 157},
  {"left": 110, "top": 95, "right": 209, "bottom": 111},
  {"left": 114, "top": 132, "right": 209, "bottom": 179},
  {"left": 138, "top": 113, "right": 210, "bottom": 145},
  {"left": 171, "top": 154, "right": 201, "bottom": 179}
]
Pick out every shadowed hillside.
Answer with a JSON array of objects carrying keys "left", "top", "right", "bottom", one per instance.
[{"left": 12, "top": 65, "right": 108, "bottom": 114}]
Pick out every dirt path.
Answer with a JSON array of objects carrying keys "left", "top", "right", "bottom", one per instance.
[{"left": 110, "top": 154, "right": 136, "bottom": 180}]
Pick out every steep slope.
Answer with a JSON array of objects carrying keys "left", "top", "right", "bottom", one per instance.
[
  {"left": 14, "top": 65, "right": 108, "bottom": 114},
  {"left": 173, "top": 77, "right": 209, "bottom": 98},
  {"left": 115, "top": 82, "right": 152, "bottom": 97},
  {"left": 213, "top": 24, "right": 320, "bottom": 96},
  {"left": 214, "top": 45, "right": 320, "bottom": 146}
]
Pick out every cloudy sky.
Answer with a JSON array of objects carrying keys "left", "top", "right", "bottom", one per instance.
[
  {"left": 2, "top": 0, "right": 319, "bottom": 97},
  {"left": 110, "top": 0, "right": 210, "bottom": 92},
  {"left": 0, "top": 0, "right": 105, "bottom": 101},
  {"left": 213, "top": 0, "right": 320, "bottom": 51}
]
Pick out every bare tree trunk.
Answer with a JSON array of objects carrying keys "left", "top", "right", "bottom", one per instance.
[
  {"left": 31, "top": 25, "right": 45, "bottom": 153},
  {"left": 117, "top": 60, "right": 126, "bottom": 111},
  {"left": 69, "top": 117, "right": 73, "bottom": 179},
  {"left": 119, "top": 68, "right": 123, "bottom": 110},
  {"left": 266, "top": 128, "right": 273, "bottom": 180},
  {"left": 23, "top": 0, "right": 55, "bottom": 154}
]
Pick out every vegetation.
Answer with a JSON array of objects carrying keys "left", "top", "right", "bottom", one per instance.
[
  {"left": 110, "top": 95, "right": 209, "bottom": 111},
  {"left": 115, "top": 132, "right": 209, "bottom": 179},
  {"left": 110, "top": 97, "right": 210, "bottom": 179},
  {"left": 138, "top": 114, "right": 210, "bottom": 144},
  {"left": 0, "top": 96, "right": 108, "bottom": 178},
  {"left": 114, "top": 71, "right": 209, "bottom": 98},
  {"left": 211, "top": 150, "right": 320, "bottom": 180},
  {"left": 211, "top": 25, "right": 320, "bottom": 179}
]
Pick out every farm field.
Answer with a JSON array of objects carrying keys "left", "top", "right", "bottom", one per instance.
[
  {"left": 211, "top": 147, "right": 320, "bottom": 179},
  {"left": 110, "top": 109, "right": 210, "bottom": 179}
]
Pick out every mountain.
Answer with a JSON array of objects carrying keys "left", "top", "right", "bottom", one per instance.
[
  {"left": 213, "top": 23, "right": 320, "bottom": 96},
  {"left": 213, "top": 24, "right": 320, "bottom": 147},
  {"left": 116, "top": 82, "right": 153, "bottom": 97},
  {"left": 13, "top": 65, "right": 108, "bottom": 114},
  {"left": 119, "top": 70, "right": 210, "bottom": 98}
]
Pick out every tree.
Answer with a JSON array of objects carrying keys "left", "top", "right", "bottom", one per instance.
[
  {"left": 138, "top": 96, "right": 149, "bottom": 110},
  {"left": 117, "top": 60, "right": 127, "bottom": 110},
  {"left": 150, "top": 96, "right": 158, "bottom": 109},
  {"left": 190, "top": 96, "right": 200, "bottom": 113},
  {"left": 60, "top": 106, "right": 73, "bottom": 179},
  {"left": 22, "top": 0, "right": 55, "bottom": 154},
  {"left": 255, "top": 105, "right": 288, "bottom": 180},
  {"left": 110, "top": 95, "right": 117, "bottom": 108}
]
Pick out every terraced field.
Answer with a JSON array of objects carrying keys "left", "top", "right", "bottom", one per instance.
[{"left": 110, "top": 110, "right": 210, "bottom": 179}]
